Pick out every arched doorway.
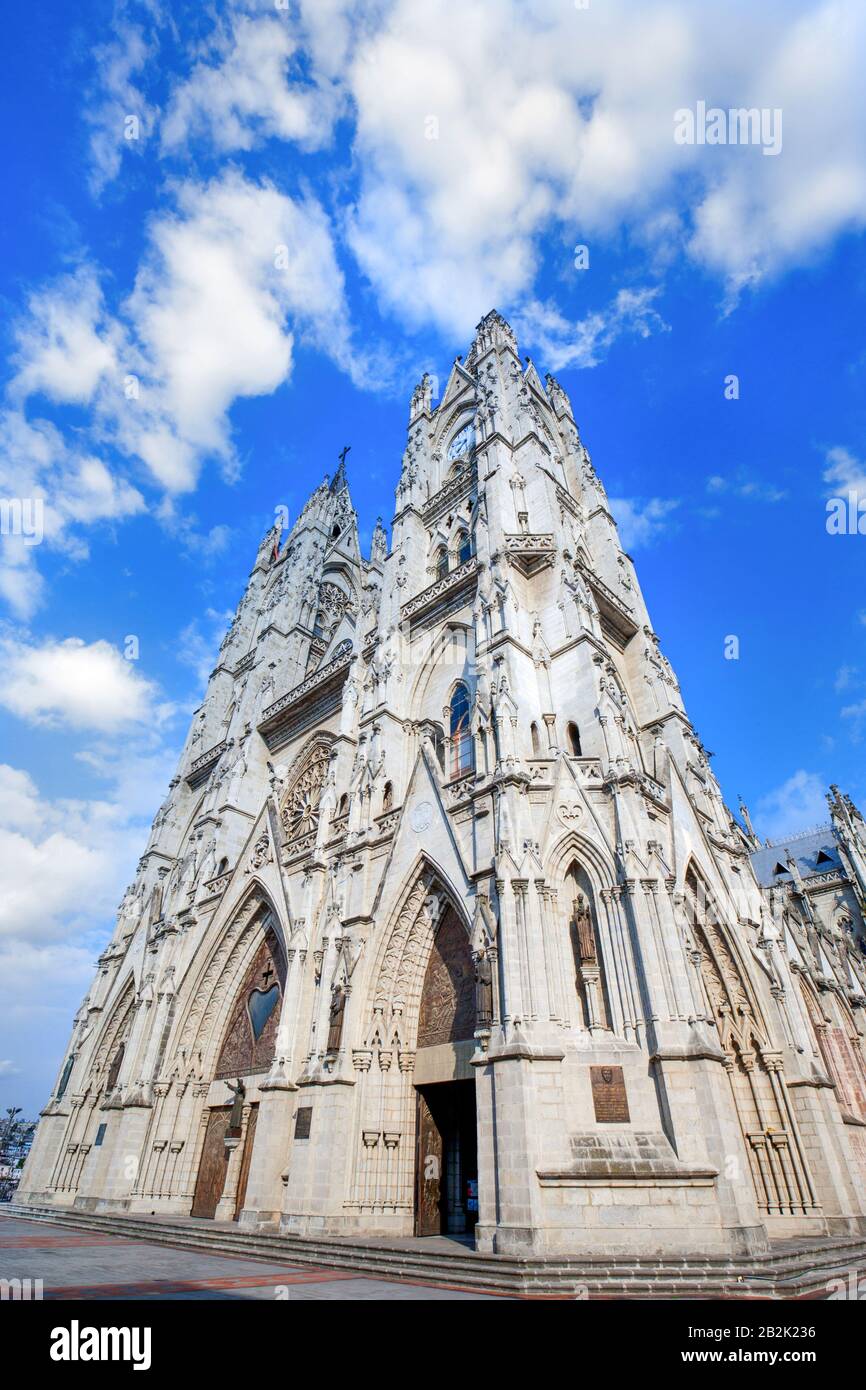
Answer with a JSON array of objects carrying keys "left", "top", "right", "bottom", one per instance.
[
  {"left": 348, "top": 871, "right": 482, "bottom": 1238},
  {"left": 413, "top": 905, "right": 478, "bottom": 1237},
  {"left": 191, "top": 925, "right": 286, "bottom": 1220}
]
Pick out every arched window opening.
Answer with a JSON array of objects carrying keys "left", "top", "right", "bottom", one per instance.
[
  {"left": 449, "top": 683, "right": 473, "bottom": 778},
  {"left": 56, "top": 1055, "right": 74, "bottom": 1100},
  {"left": 456, "top": 529, "right": 473, "bottom": 566},
  {"left": 217, "top": 857, "right": 229, "bottom": 876},
  {"left": 338, "top": 793, "right": 349, "bottom": 817},
  {"left": 431, "top": 724, "right": 446, "bottom": 772},
  {"left": 331, "top": 524, "right": 341, "bottom": 539},
  {"left": 106, "top": 1042, "right": 125, "bottom": 1093},
  {"left": 382, "top": 781, "right": 393, "bottom": 813},
  {"left": 435, "top": 544, "right": 449, "bottom": 580},
  {"left": 685, "top": 864, "right": 816, "bottom": 1216},
  {"left": 567, "top": 722, "right": 582, "bottom": 756},
  {"left": 530, "top": 721, "right": 541, "bottom": 757}
]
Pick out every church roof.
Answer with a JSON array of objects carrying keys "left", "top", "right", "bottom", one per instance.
[{"left": 750, "top": 827, "right": 842, "bottom": 887}]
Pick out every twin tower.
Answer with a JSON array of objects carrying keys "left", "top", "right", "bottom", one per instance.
[{"left": 19, "top": 311, "right": 866, "bottom": 1264}]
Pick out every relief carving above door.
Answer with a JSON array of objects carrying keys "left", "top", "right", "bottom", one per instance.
[
  {"left": 214, "top": 930, "right": 286, "bottom": 1079},
  {"left": 417, "top": 908, "right": 475, "bottom": 1049}
]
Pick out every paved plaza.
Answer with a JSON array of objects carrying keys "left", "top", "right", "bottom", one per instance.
[{"left": 0, "top": 1211, "right": 507, "bottom": 1301}]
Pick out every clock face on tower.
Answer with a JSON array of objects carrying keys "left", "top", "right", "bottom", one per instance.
[{"left": 446, "top": 422, "right": 475, "bottom": 462}]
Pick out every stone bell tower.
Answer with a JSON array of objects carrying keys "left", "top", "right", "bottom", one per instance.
[{"left": 19, "top": 310, "right": 866, "bottom": 1268}]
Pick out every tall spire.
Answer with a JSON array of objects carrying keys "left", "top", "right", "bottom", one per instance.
[{"left": 331, "top": 445, "right": 351, "bottom": 493}]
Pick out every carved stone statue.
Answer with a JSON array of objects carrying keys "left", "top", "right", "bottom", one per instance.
[
  {"left": 475, "top": 954, "right": 493, "bottom": 1026},
  {"left": 226, "top": 1077, "right": 245, "bottom": 1132},
  {"left": 574, "top": 895, "right": 597, "bottom": 965},
  {"left": 327, "top": 983, "right": 347, "bottom": 1053}
]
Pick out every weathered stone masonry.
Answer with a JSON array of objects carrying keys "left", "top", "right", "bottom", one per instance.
[{"left": 19, "top": 311, "right": 866, "bottom": 1258}]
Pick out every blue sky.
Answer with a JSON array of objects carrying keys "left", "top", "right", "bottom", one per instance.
[{"left": 1, "top": 0, "right": 865, "bottom": 1113}]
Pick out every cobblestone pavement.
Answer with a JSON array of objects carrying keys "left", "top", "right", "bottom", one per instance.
[{"left": 0, "top": 1212, "right": 509, "bottom": 1300}]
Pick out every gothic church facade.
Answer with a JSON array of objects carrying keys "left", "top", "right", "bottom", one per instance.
[{"left": 19, "top": 312, "right": 866, "bottom": 1258}]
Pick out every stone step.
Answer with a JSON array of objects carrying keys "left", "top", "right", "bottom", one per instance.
[{"left": 7, "top": 1204, "right": 863, "bottom": 1298}]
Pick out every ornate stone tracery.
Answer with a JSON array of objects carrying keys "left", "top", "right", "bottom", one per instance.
[
  {"left": 685, "top": 866, "right": 815, "bottom": 1217},
  {"left": 281, "top": 736, "right": 333, "bottom": 841}
]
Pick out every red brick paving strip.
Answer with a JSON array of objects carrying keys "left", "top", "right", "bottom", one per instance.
[
  {"left": 44, "top": 1268, "right": 362, "bottom": 1298},
  {"left": 0, "top": 1235, "right": 151, "bottom": 1249}
]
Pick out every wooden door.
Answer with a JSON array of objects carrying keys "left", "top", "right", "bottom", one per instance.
[
  {"left": 191, "top": 1106, "right": 230, "bottom": 1219},
  {"left": 415, "top": 1090, "right": 444, "bottom": 1236},
  {"left": 233, "top": 1103, "right": 259, "bottom": 1221}
]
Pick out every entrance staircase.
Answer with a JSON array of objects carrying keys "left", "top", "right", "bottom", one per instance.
[{"left": 7, "top": 1202, "right": 865, "bottom": 1298}]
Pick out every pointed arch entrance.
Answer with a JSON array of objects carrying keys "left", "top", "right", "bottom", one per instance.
[
  {"left": 353, "top": 869, "right": 480, "bottom": 1238},
  {"left": 191, "top": 922, "right": 286, "bottom": 1220},
  {"left": 414, "top": 902, "right": 478, "bottom": 1236}
]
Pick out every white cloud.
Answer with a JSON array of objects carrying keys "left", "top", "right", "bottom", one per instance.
[
  {"left": 74, "top": 740, "right": 180, "bottom": 822},
  {"left": 86, "top": 21, "right": 156, "bottom": 195},
  {"left": 0, "top": 409, "right": 146, "bottom": 619},
  {"left": 0, "top": 727, "right": 183, "bottom": 1105},
  {"left": 11, "top": 270, "right": 120, "bottom": 405},
  {"left": 2, "top": 171, "right": 359, "bottom": 615},
  {"left": 840, "top": 697, "right": 866, "bottom": 739},
  {"left": 161, "top": 14, "right": 339, "bottom": 154},
  {"left": 688, "top": 1, "right": 866, "bottom": 298},
  {"left": 0, "top": 823, "right": 110, "bottom": 940},
  {"left": 334, "top": 0, "right": 866, "bottom": 329},
  {"left": 117, "top": 171, "right": 356, "bottom": 490},
  {"left": 0, "top": 634, "right": 164, "bottom": 732},
  {"left": 4, "top": 172, "right": 357, "bottom": 504},
  {"left": 79, "top": 1, "right": 866, "bottom": 338},
  {"left": 514, "top": 289, "right": 669, "bottom": 371},
  {"left": 0, "top": 765, "right": 43, "bottom": 833},
  {"left": 706, "top": 473, "right": 787, "bottom": 503},
  {"left": 755, "top": 769, "right": 829, "bottom": 838},
  {"left": 177, "top": 607, "right": 236, "bottom": 689},
  {"left": 823, "top": 445, "right": 866, "bottom": 495},
  {"left": 609, "top": 496, "right": 680, "bottom": 550},
  {"left": 0, "top": 745, "right": 176, "bottom": 943}
]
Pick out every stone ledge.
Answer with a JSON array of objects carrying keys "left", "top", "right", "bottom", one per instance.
[{"left": 537, "top": 1168, "right": 717, "bottom": 1187}]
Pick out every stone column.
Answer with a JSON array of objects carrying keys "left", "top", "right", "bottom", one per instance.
[{"left": 215, "top": 1102, "right": 252, "bottom": 1221}]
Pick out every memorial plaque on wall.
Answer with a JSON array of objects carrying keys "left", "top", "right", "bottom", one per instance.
[
  {"left": 294, "top": 1106, "right": 313, "bottom": 1139},
  {"left": 590, "top": 1066, "right": 630, "bottom": 1123}
]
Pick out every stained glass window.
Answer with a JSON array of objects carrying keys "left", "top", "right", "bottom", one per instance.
[{"left": 449, "top": 684, "right": 473, "bottom": 778}]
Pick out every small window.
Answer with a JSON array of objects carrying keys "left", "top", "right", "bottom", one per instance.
[
  {"left": 338, "top": 793, "right": 348, "bottom": 817},
  {"left": 567, "top": 722, "right": 582, "bottom": 756},
  {"left": 456, "top": 530, "right": 473, "bottom": 565},
  {"left": 815, "top": 850, "right": 832, "bottom": 865},
  {"left": 382, "top": 781, "right": 393, "bottom": 813},
  {"left": 435, "top": 545, "right": 449, "bottom": 580},
  {"left": 57, "top": 1055, "right": 75, "bottom": 1100},
  {"left": 431, "top": 726, "right": 445, "bottom": 772},
  {"left": 217, "top": 857, "right": 228, "bottom": 876},
  {"left": 530, "top": 722, "right": 541, "bottom": 757},
  {"left": 94, "top": 1123, "right": 107, "bottom": 1148},
  {"left": 331, "top": 524, "right": 341, "bottom": 539},
  {"left": 773, "top": 862, "right": 788, "bottom": 876},
  {"left": 106, "top": 1042, "right": 125, "bottom": 1092},
  {"left": 449, "top": 684, "right": 473, "bottom": 778}
]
